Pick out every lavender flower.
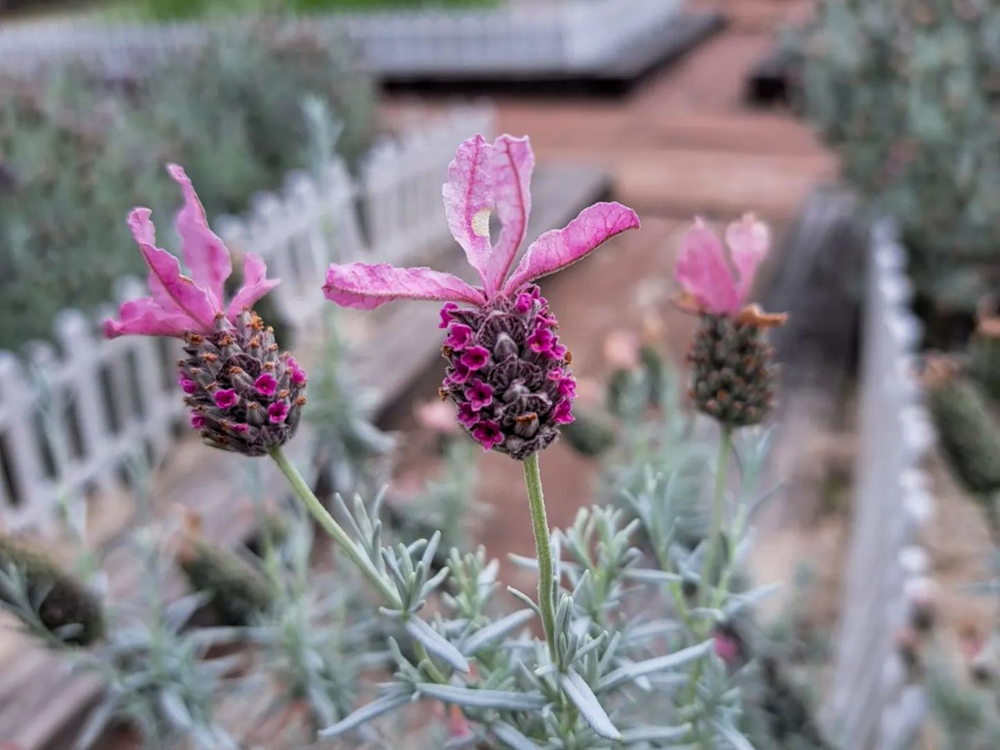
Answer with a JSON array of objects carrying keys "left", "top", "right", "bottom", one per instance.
[
  {"left": 673, "top": 215, "right": 786, "bottom": 427},
  {"left": 103, "top": 165, "right": 306, "bottom": 455},
  {"left": 323, "top": 135, "right": 640, "bottom": 458}
]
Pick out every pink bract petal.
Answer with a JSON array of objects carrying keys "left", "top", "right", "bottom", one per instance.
[
  {"left": 228, "top": 253, "right": 280, "bottom": 319},
  {"left": 503, "top": 202, "right": 640, "bottom": 296},
  {"left": 486, "top": 135, "right": 534, "bottom": 295},
  {"left": 725, "top": 213, "right": 770, "bottom": 301},
  {"left": 129, "top": 208, "right": 219, "bottom": 331},
  {"left": 323, "top": 263, "right": 486, "bottom": 310},
  {"left": 442, "top": 135, "right": 493, "bottom": 289},
  {"left": 168, "top": 164, "right": 232, "bottom": 307},
  {"left": 103, "top": 297, "right": 196, "bottom": 339},
  {"left": 674, "top": 219, "right": 741, "bottom": 315}
]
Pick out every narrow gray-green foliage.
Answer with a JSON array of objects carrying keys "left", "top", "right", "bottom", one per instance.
[
  {"left": 0, "top": 21, "right": 376, "bottom": 349},
  {"left": 795, "top": 0, "right": 1000, "bottom": 312}
]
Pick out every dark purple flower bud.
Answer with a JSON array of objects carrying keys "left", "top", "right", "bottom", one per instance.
[
  {"left": 439, "top": 285, "right": 575, "bottom": 460},
  {"left": 178, "top": 311, "right": 307, "bottom": 456},
  {"left": 687, "top": 312, "right": 777, "bottom": 428}
]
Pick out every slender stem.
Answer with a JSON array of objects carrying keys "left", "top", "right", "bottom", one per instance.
[
  {"left": 699, "top": 426, "right": 732, "bottom": 611},
  {"left": 270, "top": 447, "right": 401, "bottom": 608},
  {"left": 522, "top": 453, "right": 557, "bottom": 656}
]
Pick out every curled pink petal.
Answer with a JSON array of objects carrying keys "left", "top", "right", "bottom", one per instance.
[
  {"left": 445, "top": 323, "right": 474, "bottom": 350},
  {"left": 168, "top": 164, "right": 232, "bottom": 307},
  {"left": 471, "top": 420, "right": 504, "bottom": 451},
  {"left": 674, "top": 219, "right": 741, "bottom": 315},
  {"left": 442, "top": 135, "right": 493, "bottom": 289},
  {"left": 324, "top": 263, "right": 486, "bottom": 310},
  {"left": 439, "top": 302, "right": 459, "bottom": 328},
  {"left": 460, "top": 345, "right": 490, "bottom": 371},
  {"left": 503, "top": 202, "right": 640, "bottom": 295},
  {"left": 725, "top": 213, "right": 770, "bottom": 301},
  {"left": 228, "top": 253, "right": 280, "bottom": 319},
  {"left": 104, "top": 297, "right": 197, "bottom": 339},
  {"left": 553, "top": 399, "right": 574, "bottom": 425},
  {"left": 129, "top": 208, "right": 219, "bottom": 331},
  {"left": 106, "top": 169, "right": 279, "bottom": 341},
  {"left": 214, "top": 389, "right": 239, "bottom": 410},
  {"left": 486, "top": 135, "right": 534, "bottom": 295},
  {"left": 254, "top": 372, "right": 279, "bottom": 396},
  {"left": 268, "top": 401, "right": 289, "bottom": 424}
]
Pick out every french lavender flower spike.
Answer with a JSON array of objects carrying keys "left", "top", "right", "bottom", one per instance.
[
  {"left": 323, "top": 133, "right": 639, "bottom": 662},
  {"left": 102, "top": 164, "right": 304, "bottom": 457},
  {"left": 323, "top": 134, "right": 640, "bottom": 458},
  {"left": 672, "top": 212, "right": 787, "bottom": 616},
  {"left": 102, "top": 164, "right": 407, "bottom": 609},
  {"left": 673, "top": 213, "right": 787, "bottom": 429}
]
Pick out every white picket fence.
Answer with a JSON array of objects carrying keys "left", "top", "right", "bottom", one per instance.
[
  {"left": 0, "top": 105, "right": 494, "bottom": 533},
  {"left": 825, "top": 220, "right": 935, "bottom": 750},
  {"left": 0, "top": 0, "right": 685, "bottom": 79}
]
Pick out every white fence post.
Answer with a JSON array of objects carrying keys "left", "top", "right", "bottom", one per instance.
[{"left": 826, "top": 220, "right": 933, "bottom": 750}]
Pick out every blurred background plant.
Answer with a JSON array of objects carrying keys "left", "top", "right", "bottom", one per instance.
[
  {"left": 132, "top": 0, "right": 497, "bottom": 22},
  {"left": 0, "top": 21, "right": 375, "bottom": 349},
  {"left": 793, "top": 0, "right": 1000, "bottom": 345}
]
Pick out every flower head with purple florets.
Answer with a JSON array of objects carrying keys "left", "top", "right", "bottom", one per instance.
[
  {"left": 103, "top": 165, "right": 306, "bottom": 456},
  {"left": 672, "top": 214, "right": 786, "bottom": 427},
  {"left": 323, "top": 134, "right": 640, "bottom": 458}
]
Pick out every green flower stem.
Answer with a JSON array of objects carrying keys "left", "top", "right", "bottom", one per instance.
[
  {"left": 699, "top": 426, "right": 732, "bottom": 611},
  {"left": 523, "top": 452, "right": 557, "bottom": 656},
  {"left": 270, "top": 447, "right": 401, "bottom": 608}
]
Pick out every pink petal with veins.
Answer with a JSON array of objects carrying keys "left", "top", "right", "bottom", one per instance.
[
  {"left": 323, "top": 263, "right": 486, "bottom": 310},
  {"left": 228, "top": 253, "right": 280, "bottom": 319},
  {"left": 486, "top": 135, "right": 534, "bottom": 295},
  {"left": 442, "top": 135, "right": 493, "bottom": 289},
  {"left": 168, "top": 164, "right": 232, "bottom": 307},
  {"left": 503, "top": 202, "right": 640, "bottom": 295},
  {"left": 129, "top": 208, "right": 218, "bottom": 331},
  {"left": 674, "top": 219, "right": 741, "bottom": 315},
  {"left": 725, "top": 213, "right": 770, "bottom": 301}
]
